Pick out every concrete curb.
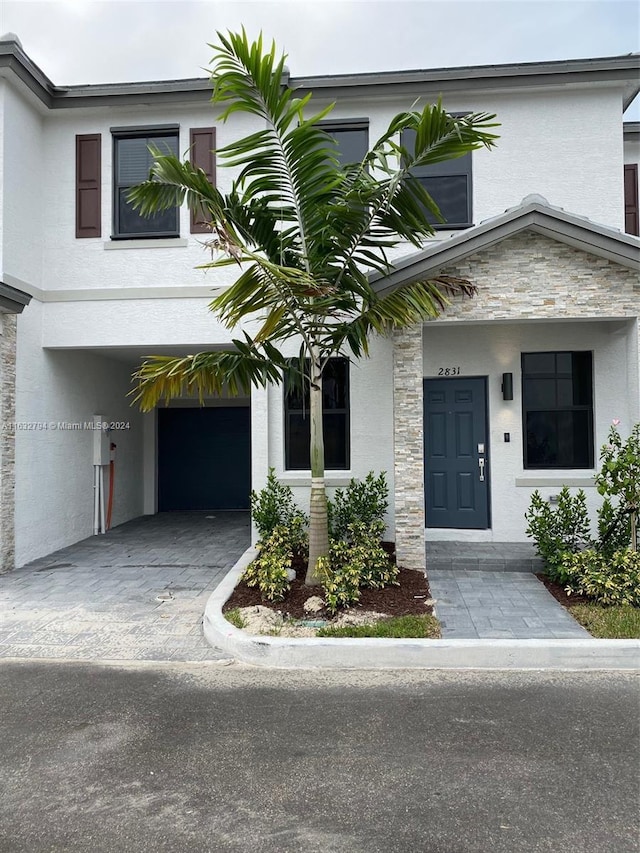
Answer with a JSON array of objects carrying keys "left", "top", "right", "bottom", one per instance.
[{"left": 203, "top": 547, "right": 640, "bottom": 670}]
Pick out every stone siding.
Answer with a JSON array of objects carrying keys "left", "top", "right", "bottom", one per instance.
[
  {"left": 392, "top": 325, "right": 425, "bottom": 569},
  {"left": 435, "top": 231, "right": 639, "bottom": 323},
  {"left": 0, "top": 315, "right": 17, "bottom": 573}
]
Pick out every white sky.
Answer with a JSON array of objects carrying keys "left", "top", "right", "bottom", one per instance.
[{"left": 1, "top": 0, "right": 639, "bottom": 117}]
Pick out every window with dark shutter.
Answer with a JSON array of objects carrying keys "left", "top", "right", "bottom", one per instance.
[
  {"left": 624, "top": 163, "right": 639, "bottom": 236},
  {"left": 76, "top": 134, "right": 101, "bottom": 238},
  {"left": 111, "top": 126, "right": 179, "bottom": 239},
  {"left": 189, "top": 127, "right": 216, "bottom": 233}
]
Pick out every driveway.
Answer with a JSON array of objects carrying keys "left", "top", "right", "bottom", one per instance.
[{"left": 0, "top": 512, "right": 250, "bottom": 662}]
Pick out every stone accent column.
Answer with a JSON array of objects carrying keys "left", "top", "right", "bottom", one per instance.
[
  {"left": 0, "top": 314, "right": 17, "bottom": 573},
  {"left": 393, "top": 324, "right": 425, "bottom": 570}
]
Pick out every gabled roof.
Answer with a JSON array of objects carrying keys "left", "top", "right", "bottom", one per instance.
[
  {"left": 371, "top": 195, "right": 640, "bottom": 297},
  {"left": 0, "top": 32, "right": 638, "bottom": 111},
  {"left": 0, "top": 281, "right": 32, "bottom": 314}
]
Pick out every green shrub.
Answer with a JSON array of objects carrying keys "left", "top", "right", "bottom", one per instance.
[
  {"left": 242, "top": 524, "right": 294, "bottom": 602},
  {"left": 595, "top": 422, "right": 639, "bottom": 552},
  {"left": 329, "top": 471, "right": 389, "bottom": 540},
  {"left": 597, "top": 497, "right": 631, "bottom": 557},
  {"left": 525, "top": 487, "right": 592, "bottom": 582},
  {"left": 318, "top": 522, "right": 398, "bottom": 613},
  {"left": 250, "top": 468, "right": 307, "bottom": 540},
  {"left": 317, "top": 553, "right": 361, "bottom": 613},
  {"left": 561, "top": 549, "right": 640, "bottom": 607}
]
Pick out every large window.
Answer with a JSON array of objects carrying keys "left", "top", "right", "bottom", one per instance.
[
  {"left": 317, "top": 120, "right": 369, "bottom": 167},
  {"left": 112, "top": 126, "right": 179, "bottom": 238},
  {"left": 285, "top": 358, "right": 350, "bottom": 470},
  {"left": 522, "top": 351, "right": 594, "bottom": 469},
  {"left": 401, "top": 126, "right": 472, "bottom": 229}
]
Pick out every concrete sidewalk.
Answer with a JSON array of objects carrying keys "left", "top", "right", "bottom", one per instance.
[{"left": 0, "top": 512, "right": 250, "bottom": 662}]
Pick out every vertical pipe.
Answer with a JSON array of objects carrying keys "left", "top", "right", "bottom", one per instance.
[
  {"left": 93, "top": 465, "right": 99, "bottom": 535},
  {"left": 99, "top": 466, "right": 106, "bottom": 534}
]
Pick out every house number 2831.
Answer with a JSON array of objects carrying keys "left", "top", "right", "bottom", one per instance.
[{"left": 438, "top": 367, "right": 461, "bottom": 376}]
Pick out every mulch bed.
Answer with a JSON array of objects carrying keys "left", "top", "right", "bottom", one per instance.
[
  {"left": 535, "top": 573, "right": 592, "bottom": 608},
  {"left": 223, "top": 548, "right": 434, "bottom": 620}
]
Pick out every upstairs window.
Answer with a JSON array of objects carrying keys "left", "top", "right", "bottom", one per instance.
[
  {"left": 112, "top": 126, "right": 179, "bottom": 239},
  {"left": 285, "top": 358, "right": 350, "bottom": 470},
  {"left": 401, "top": 125, "right": 473, "bottom": 229},
  {"left": 522, "top": 351, "right": 594, "bottom": 469},
  {"left": 317, "top": 120, "right": 369, "bottom": 167}
]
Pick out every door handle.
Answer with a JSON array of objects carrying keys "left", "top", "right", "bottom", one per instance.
[{"left": 478, "top": 457, "right": 485, "bottom": 482}]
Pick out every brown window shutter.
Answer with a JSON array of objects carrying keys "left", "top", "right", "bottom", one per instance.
[
  {"left": 76, "top": 134, "right": 101, "bottom": 238},
  {"left": 624, "top": 163, "right": 639, "bottom": 236},
  {"left": 189, "top": 127, "right": 216, "bottom": 234}
]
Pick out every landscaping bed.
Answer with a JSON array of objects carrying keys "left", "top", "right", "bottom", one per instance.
[{"left": 223, "top": 553, "right": 440, "bottom": 637}]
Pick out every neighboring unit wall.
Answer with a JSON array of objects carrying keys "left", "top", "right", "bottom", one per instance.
[
  {"left": 1, "top": 82, "right": 44, "bottom": 288},
  {"left": 15, "top": 301, "right": 144, "bottom": 566}
]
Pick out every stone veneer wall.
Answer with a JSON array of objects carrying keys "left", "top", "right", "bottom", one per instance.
[
  {"left": 391, "top": 230, "right": 640, "bottom": 558},
  {"left": 0, "top": 315, "right": 17, "bottom": 573},
  {"left": 436, "top": 231, "right": 640, "bottom": 325},
  {"left": 392, "top": 324, "right": 425, "bottom": 570}
]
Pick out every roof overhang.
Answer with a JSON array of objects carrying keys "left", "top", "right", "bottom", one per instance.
[
  {"left": 0, "top": 281, "right": 32, "bottom": 314},
  {"left": 0, "top": 35, "right": 638, "bottom": 112},
  {"left": 371, "top": 196, "right": 640, "bottom": 297}
]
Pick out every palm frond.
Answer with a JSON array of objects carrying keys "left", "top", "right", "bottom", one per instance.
[
  {"left": 331, "top": 276, "right": 476, "bottom": 358},
  {"left": 131, "top": 343, "right": 288, "bottom": 411}
]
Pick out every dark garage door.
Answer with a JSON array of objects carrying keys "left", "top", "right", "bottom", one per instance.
[{"left": 158, "top": 407, "right": 251, "bottom": 511}]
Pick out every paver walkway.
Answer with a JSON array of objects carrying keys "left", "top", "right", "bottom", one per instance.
[
  {"left": 428, "top": 570, "right": 591, "bottom": 639},
  {"left": 0, "top": 512, "right": 250, "bottom": 661}
]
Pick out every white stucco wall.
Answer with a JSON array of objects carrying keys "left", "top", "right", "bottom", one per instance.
[
  {"left": 40, "top": 104, "right": 260, "bottom": 294},
  {"left": 422, "top": 318, "right": 638, "bottom": 542},
  {"left": 316, "top": 85, "right": 625, "bottom": 233},
  {"left": 262, "top": 334, "right": 396, "bottom": 533},
  {"left": 1, "top": 83, "right": 44, "bottom": 287},
  {"left": 15, "top": 301, "right": 144, "bottom": 566}
]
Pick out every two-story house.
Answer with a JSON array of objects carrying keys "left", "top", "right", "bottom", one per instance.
[{"left": 0, "top": 33, "right": 638, "bottom": 571}]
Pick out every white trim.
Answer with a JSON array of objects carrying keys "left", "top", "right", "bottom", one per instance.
[{"left": 103, "top": 238, "right": 188, "bottom": 250}]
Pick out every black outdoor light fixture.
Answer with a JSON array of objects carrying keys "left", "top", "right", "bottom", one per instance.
[{"left": 502, "top": 372, "right": 514, "bottom": 401}]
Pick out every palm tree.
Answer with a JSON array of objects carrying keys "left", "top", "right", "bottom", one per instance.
[{"left": 128, "top": 30, "right": 499, "bottom": 584}]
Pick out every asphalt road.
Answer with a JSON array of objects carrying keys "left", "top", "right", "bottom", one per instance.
[{"left": 0, "top": 662, "right": 638, "bottom": 853}]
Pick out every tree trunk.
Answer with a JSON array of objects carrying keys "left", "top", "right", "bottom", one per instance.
[{"left": 305, "top": 350, "right": 329, "bottom": 585}]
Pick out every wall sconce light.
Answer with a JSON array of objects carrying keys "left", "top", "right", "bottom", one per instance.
[{"left": 502, "top": 372, "right": 514, "bottom": 401}]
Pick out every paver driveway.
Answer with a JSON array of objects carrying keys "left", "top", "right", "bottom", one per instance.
[{"left": 0, "top": 512, "right": 250, "bottom": 661}]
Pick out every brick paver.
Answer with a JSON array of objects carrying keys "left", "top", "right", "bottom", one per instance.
[
  {"left": 428, "top": 569, "right": 591, "bottom": 639},
  {"left": 0, "top": 512, "right": 250, "bottom": 661}
]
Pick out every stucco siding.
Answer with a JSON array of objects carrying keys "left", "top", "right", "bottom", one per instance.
[{"left": 15, "top": 301, "right": 144, "bottom": 566}]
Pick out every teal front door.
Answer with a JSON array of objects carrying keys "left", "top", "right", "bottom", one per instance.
[{"left": 423, "top": 377, "right": 490, "bottom": 529}]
